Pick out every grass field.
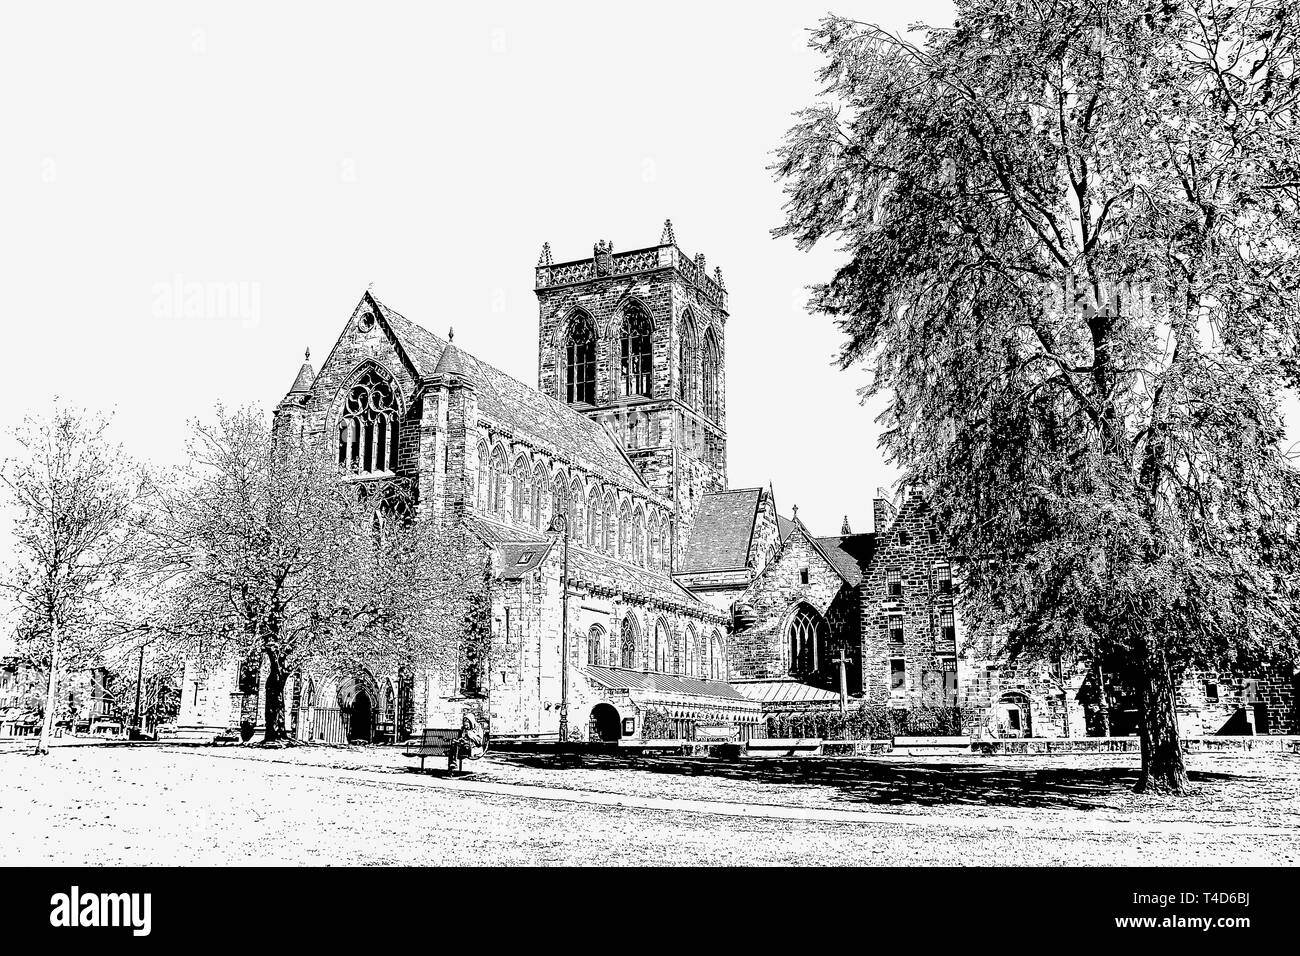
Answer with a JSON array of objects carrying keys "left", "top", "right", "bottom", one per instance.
[{"left": 1, "top": 742, "right": 1295, "bottom": 866}]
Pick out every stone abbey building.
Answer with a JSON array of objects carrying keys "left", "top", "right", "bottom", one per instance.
[{"left": 176, "top": 222, "right": 1297, "bottom": 745}]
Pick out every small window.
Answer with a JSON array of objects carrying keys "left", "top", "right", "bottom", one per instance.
[
  {"left": 890, "top": 658, "right": 906, "bottom": 691},
  {"left": 927, "top": 527, "right": 939, "bottom": 546},
  {"left": 939, "top": 609, "right": 956, "bottom": 648},
  {"left": 886, "top": 568, "right": 902, "bottom": 598},
  {"left": 933, "top": 563, "right": 953, "bottom": 595},
  {"left": 887, "top": 613, "right": 904, "bottom": 645},
  {"left": 1204, "top": 681, "right": 1219, "bottom": 701},
  {"left": 799, "top": 568, "right": 809, "bottom": 585},
  {"left": 898, "top": 529, "right": 910, "bottom": 547}
]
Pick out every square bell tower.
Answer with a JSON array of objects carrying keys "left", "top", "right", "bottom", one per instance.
[{"left": 534, "top": 220, "right": 729, "bottom": 569}]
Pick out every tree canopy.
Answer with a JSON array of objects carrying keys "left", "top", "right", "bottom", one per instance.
[{"left": 775, "top": 0, "right": 1300, "bottom": 791}]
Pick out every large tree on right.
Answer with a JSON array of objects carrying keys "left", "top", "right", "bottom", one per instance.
[{"left": 776, "top": 1, "right": 1300, "bottom": 793}]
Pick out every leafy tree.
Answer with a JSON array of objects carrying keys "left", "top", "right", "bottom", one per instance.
[
  {"left": 149, "top": 406, "right": 488, "bottom": 742},
  {"left": 0, "top": 405, "right": 149, "bottom": 754},
  {"left": 775, "top": 1, "right": 1300, "bottom": 792}
]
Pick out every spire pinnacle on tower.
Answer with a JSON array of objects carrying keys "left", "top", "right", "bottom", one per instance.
[
  {"left": 660, "top": 219, "right": 676, "bottom": 245},
  {"left": 538, "top": 242, "right": 553, "bottom": 266},
  {"left": 842, "top": 515, "right": 852, "bottom": 535},
  {"left": 714, "top": 266, "right": 726, "bottom": 291}
]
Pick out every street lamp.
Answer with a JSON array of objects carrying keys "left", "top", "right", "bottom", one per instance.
[{"left": 547, "top": 511, "right": 570, "bottom": 743}]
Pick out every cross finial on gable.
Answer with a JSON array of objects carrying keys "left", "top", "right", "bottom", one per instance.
[
  {"left": 792, "top": 503, "right": 799, "bottom": 520},
  {"left": 448, "top": 327, "right": 454, "bottom": 342},
  {"left": 305, "top": 347, "right": 311, "bottom": 361}
]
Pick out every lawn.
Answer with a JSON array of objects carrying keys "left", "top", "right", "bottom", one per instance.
[{"left": 1, "top": 742, "right": 1295, "bottom": 866}]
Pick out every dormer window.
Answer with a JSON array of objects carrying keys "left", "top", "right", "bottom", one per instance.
[{"left": 338, "top": 368, "right": 399, "bottom": 475}]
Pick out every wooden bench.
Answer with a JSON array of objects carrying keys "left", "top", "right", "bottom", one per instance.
[
  {"left": 405, "top": 728, "right": 487, "bottom": 773},
  {"left": 745, "top": 737, "right": 823, "bottom": 758}
]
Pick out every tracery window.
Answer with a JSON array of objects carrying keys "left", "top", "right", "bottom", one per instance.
[
  {"left": 632, "top": 508, "right": 645, "bottom": 566},
  {"left": 511, "top": 458, "right": 530, "bottom": 524},
  {"left": 789, "top": 605, "right": 829, "bottom": 677},
  {"left": 488, "top": 449, "right": 508, "bottom": 514},
  {"left": 709, "top": 630, "right": 724, "bottom": 680},
  {"left": 620, "top": 304, "right": 653, "bottom": 398},
  {"left": 475, "top": 442, "right": 489, "bottom": 510},
  {"left": 678, "top": 311, "right": 698, "bottom": 407},
  {"left": 531, "top": 463, "right": 548, "bottom": 529},
  {"left": 702, "top": 328, "right": 720, "bottom": 419},
  {"left": 684, "top": 625, "right": 698, "bottom": 677},
  {"left": 653, "top": 619, "right": 670, "bottom": 673},
  {"left": 338, "top": 368, "right": 400, "bottom": 474},
  {"left": 564, "top": 311, "right": 597, "bottom": 405},
  {"left": 618, "top": 503, "right": 631, "bottom": 559},
  {"left": 620, "top": 616, "right": 638, "bottom": 669},
  {"left": 587, "top": 493, "right": 601, "bottom": 549},
  {"left": 603, "top": 492, "right": 617, "bottom": 554},
  {"left": 587, "top": 625, "right": 605, "bottom": 667}
]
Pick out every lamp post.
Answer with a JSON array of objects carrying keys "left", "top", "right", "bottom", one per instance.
[{"left": 548, "top": 511, "right": 570, "bottom": 743}]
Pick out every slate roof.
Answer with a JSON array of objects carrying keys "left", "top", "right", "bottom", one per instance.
[
  {"left": 494, "top": 541, "right": 553, "bottom": 580},
  {"left": 583, "top": 665, "right": 757, "bottom": 703},
  {"left": 372, "top": 296, "right": 647, "bottom": 492},
  {"left": 776, "top": 514, "right": 797, "bottom": 543},
  {"left": 287, "top": 359, "right": 315, "bottom": 395},
  {"left": 567, "top": 546, "right": 710, "bottom": 611},
  {"left": 732, "top": 680, "right": 842, "bottom": 704},
  {"left": 811, "top": 533, "right": 877, "bottom": 587},
  {"left": 680, "top": 488, "right": 762, "bottom": 572}
]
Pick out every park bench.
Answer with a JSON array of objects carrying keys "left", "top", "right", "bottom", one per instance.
[
  {"left": 405, "top": 727, "right": 487, "bottom": 773},
  {"left": 745, "top": 737, "right": 823, "bottom": 758}
]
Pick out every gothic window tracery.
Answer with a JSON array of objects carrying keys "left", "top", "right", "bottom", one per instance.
[
  {"left": 788, "top": 604, "right": 829, "bottom": 677},
  {"left": 678, "top": 311, "right": 698, "bottom": 407},
  {"left": 564, "top": 311, "right": 597, "bottom": 405},
  {"left": 620, "top": 303, "right": 653, "bottom": 398},
  {"left": 337, "top": 368, "right": 400, "bottom": 474},
  {"left": 702, "top": 328, "right": 720, "bottom": 420}
]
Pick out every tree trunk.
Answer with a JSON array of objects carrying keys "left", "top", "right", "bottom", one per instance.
[
  {"left": 1134, "top": 636, "right": 1190, "bottom": 795},
  {"left": 35, "top": 613, "right": 61, "bottom": 756},
  {"left": 262, "top": 652, "right": 288, "bottom": 743}
]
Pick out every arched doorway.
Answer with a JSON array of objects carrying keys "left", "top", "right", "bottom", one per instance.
[
  {"left": 590, "top": 703, "right": 622, "bottom": 742},
  {"left": 338, "top": 675, "right": 378, "bottom": 743}
]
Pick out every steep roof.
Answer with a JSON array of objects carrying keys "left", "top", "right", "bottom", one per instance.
[
  {"left": 680, "top": 488, "right": 761, "bottom": 573},
  {"left": 811, "top": 533, "right": 877, "bottom": 587},
  {"left": 494, "top": 541, "right": 553, "bottom": 580},
  {"left": 372, "top": 296, "right": 647, "bottom": 492},
  {"left": 776, "top": 514, "right": 797, "bottom": 543}
]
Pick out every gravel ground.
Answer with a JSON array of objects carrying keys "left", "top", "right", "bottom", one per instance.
[{"left": 1, "top": 743, "right": 1296, "bottom": 865}]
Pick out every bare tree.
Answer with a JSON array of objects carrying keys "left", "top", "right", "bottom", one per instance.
[
  {"left": 0, "top": 405, "right": 148, "bottom": 755},
  {"left": 149, "top": 406, "right": 488, "bottom": 742}
]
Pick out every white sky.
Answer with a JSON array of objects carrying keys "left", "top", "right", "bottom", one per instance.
[{"left": 2, "top": 0, "right": 1295, "bottom": 635}]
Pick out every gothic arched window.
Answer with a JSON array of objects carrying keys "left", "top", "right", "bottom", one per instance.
[
  {"left": 709, "top": 630, "right": 724, "bottom": 679},
  {"left": 618, "top": 502, "right": 631, "bottom": 559},
  {"left": 569, "top": 479, "right": 584, "bottom": 542},
  {"left": 648, "top": 515, "right": 660, "bottom": 571},
  {"left": 489, "top": 448, "right": 508, "bottom": 515},
  {"left": 338, "top": 368, "right": 400, "bottom": 474},
  {"left": 586, "top": 492, "right": 601, "bottom": 549},
  {"left": 632, "top": 507, "right": 645, "bottom": 566},
  {"left": 678, "top": 311, "right": 698, "bottom": 407},
  {"left": 564, "top": 311, "right": 597, "bottom": 405},
  {"left": 654, "top": 620, "right": 670, "bottom": 673},
  {"left": 702, "top": 328, "right": 720, "bottom": 420},
  {"left": 684, "top": 625, "right": 698, "bottom": 677},
  {"left": 603, "top": 491, "right": 617, "bottom": 554},
  {"left": 531, "top": 463, "right": 548, "bottom": 529},
  {"left": 620, "top": 303, "right": 653, "bottom": 398},
  {"left": 511, "top": 457, "right": 530, "bottom": 524},
  {"left": 475, "top": 442, "right": 489, "bottom": 511},
  {"left": 620, "top": 616, "right": 638, "bottom": 669},
  {"left": 587, "top": 625, "right": 605, "bottom": 667},
  {"left": 788, "top": 605, "right": 829, "bottom": 677}
]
